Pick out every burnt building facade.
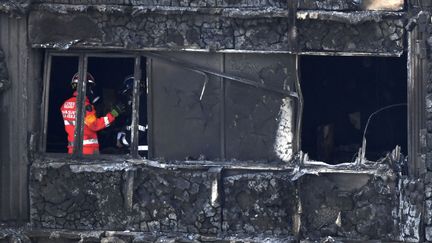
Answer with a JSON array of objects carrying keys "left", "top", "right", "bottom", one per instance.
[{"left": 0, "top": 0, "right": 431, "bottom": 242}]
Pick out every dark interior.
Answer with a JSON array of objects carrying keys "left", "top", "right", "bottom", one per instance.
[
  {"left": 46, "top": 56, "right": 147, "bottom": 154},
  {"left": 300, "top": 55, "right": 407, "bottom": 163}
]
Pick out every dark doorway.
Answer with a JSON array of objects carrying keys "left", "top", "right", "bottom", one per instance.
[{"left": 300, "top": 55, "right": 407, "bottom": 163}]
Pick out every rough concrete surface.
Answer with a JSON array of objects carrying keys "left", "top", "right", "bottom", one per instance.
[
  {"left": 300, "top": 174, "right": 398, "bottom": 240},
  {"left": 26, "top": 4, "right": 404, "bottom": 54}
]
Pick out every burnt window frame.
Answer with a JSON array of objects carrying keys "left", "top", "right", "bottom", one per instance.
[
  {"left": 38, "top": 49, "right": 410, "bottom": 170},
  {"left": 297, "top": 55, "right": 408, "bottom": 165},
  {"left": 40, "top": 50, "right": 146, "bottom": 159}
]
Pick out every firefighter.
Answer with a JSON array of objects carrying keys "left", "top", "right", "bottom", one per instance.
[
  {"left": 61, "top": 72, "right": 125, "bottom": 155},
  {"left": 116, "top": 75, "right": 148, "bottom": 155}
]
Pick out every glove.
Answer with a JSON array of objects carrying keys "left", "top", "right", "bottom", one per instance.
[{"left": 111, "top": 102, "right": 126, "bottom": 118}]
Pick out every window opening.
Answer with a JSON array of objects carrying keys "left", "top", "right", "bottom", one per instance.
[
  {"left": 300, "top": 55, "right": 407, "bottom": 164},
  {"left": 46, "top": 56, "right": 79, "bottom": 153},
  {"left": 43, "top": 53, "right": 148, "bottom": 157}
]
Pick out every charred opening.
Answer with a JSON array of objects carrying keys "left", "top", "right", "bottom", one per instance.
[
  {"left": 300, "top": 55, "right": 407, "bottom": 164},
  {"left": 45, "top": 55, "right": 148, "bottom": 155}
]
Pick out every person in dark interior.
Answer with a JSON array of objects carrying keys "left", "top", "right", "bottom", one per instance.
[
  {"left": 61, "top": 72, "right": 125, "bottom": 155},
  {"left": 115, "top": 75, "right": 148, "bottom": 156}
]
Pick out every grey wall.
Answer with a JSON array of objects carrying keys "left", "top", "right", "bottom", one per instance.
[{"left": 0, "top": 15, "right": 42, "bottom": 222}]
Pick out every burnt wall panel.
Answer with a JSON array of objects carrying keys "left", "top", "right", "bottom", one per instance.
[
  {"left": 299, "top": 174, "right": 398, "bottom": 240},
  {"left": 30, "top": 161, "right": 405, "bottom": 241},
  {"left": 33, "top": 0, "right": 287, "bottom": 8},
  {"left": 31, "top": 166, "right": 125, "bottom": 229},
  {"left": 224, "top": 54, "right": 296, "bottom": 161},
  {"left": 28, "top": 8, "right": 405, "bottom": 54},
  {"left": 28, "top": 10, "right": 292, "bottom": 52},
  {"left": 151, "top": 52, "right": 296, "bottom": 161},
  {"left": 0, "top": 15, "right": 36, "bottom": 222},
  {"left": 298, "top": 0, "right": 404, "bottom": 11},
  {"left": 233, "top": 18, "right": 290, "bottom": 51},
  {"left": 298, "top": 18, "right": 404, "bottom": 54},
  {"left": 133, "top": 168, "right": 220, "bottom": 234},
  {"left": 222, "top": 172, "right": 296, "bottom": 236},
  {"left": 30, "top": 163, "right": 220, "bottom": 233},
  {"left": 31, "top": 0, "right": 404, "bottom": 10},
  {"left": 29, "top": 11, "right": 233, "bottom": 50},
  {"left": 151, "top": 52, "right": 222, "bottom": 160}
]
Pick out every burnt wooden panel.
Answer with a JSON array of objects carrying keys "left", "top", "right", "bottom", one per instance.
[
  {"left": 0, "top": 15, "right": 42, "bottom": 222},
  {"left": 151, "top": 52, "right": 223, "bottom": 161}
]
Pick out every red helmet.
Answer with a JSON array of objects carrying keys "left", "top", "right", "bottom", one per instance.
[{"left": 71, "top": 72, "right": 95, "bottom": 89}]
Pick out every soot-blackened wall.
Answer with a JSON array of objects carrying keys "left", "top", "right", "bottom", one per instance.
[{"left": 29, "top": 161, "right": 402, "bottom": 241}]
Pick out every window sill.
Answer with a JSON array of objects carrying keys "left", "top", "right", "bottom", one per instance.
[{"left": 33, "top": 154, "right": 394, "bottom": 178}]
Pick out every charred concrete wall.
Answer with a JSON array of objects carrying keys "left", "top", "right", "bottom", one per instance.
[
  {"left": 27, "top": 3, "right": 404, "bottom": 54},
  {"left": 31, "top": 0, "right": 404, "bottom": 11},
  {"left": 298, "top": 0, "right": 404, "bottom": 11},
  {"left": 299, "top": 174, "right": 398, "bottom": 240},
  {"left": 29, "top": 161, "right": 402, "bottom": 241},
  {"left": 30, "top": 162, "right": 298, "bottom": 237},
  {"left": 297, "top": 13, "right": 404, "bottom": 54},
  {"left": 31, "top": 164, "right": 221, "bottom": 233}
]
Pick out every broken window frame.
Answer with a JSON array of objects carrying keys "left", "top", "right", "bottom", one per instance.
[
  {"left": 40, "top": 50, "right": 144, "bottom": 158},
  {"left": 297, "top": 54, "right": 409, "bottom": 168},
  {"left": 38, "top": 49, "right": 408, "bottom": 171}
]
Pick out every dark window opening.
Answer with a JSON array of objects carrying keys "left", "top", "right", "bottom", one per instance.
[
  {"left": 44, "top": 54, "right": 148, "bottom": 157},
  {"left": 46, "top": 56, "right": 79, "bottom": 153},
  {"left": 300, "top": 55, "right": 407, "bottom": 164}
]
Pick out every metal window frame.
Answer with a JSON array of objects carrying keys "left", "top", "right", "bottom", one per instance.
[{"left": 40, "top": 50, "right": 144, "bottom": 158}]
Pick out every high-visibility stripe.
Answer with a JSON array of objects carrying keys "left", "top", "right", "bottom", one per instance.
[
  {"left": 104, "top": 116, "right": 110, "bottom": 127},
  {"left": 64, "top": 120, "right": 76, "bottom": 126},
  {"left": 138, "top": 145, "right": 148, "bottom": 151},
  {"left": 83, "top": 139, "right": 98, "bottom": 145},
  {"left": 126, "top": 125, "right": 147, "bottom": 131},
  {"left": 68, "top": 139, "right": 99, "bottom": 146}
]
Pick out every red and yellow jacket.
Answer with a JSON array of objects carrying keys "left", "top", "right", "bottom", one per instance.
[{"left": 61, "top": 91, "right": 115, "bottom": 154}]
